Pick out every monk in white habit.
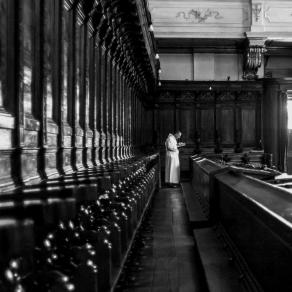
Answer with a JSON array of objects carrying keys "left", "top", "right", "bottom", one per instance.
[{"left": 165, "top": 131, "right": 185, "bottom": 187}]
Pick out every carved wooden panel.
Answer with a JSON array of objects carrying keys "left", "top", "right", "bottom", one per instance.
[
  {"left": 217, "top": 106, "right": 235, "bottom": 145},
  {"left": 156, "top": 81, "right": 263, "bottom": 161},
  {"left": 178, "top": 105, "right": 196, "bottom": 144},
  {"left": 200, "top": 108, "right": 214, "bottom": 146},
  {"left": 159, "top": 106, "right": 175, "bottom": 144},
  {"left": 142, "top": 110, "right": 153, "bottom": 145},
  {"left": 241, "top": 107, "right": 256, "bottom": 146}
]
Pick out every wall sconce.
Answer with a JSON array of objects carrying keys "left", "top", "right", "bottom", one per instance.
[
  {"left": 209, "top": 86, "right": 212, "bottom": 91},
  {"left": 158, "top": 68, "right": 162, "bottom": 74},
  {"left": 149, "top": 24, "right": 154, "bottom": 32},
  {"left": 155, "top": 53, "right": 159, "bottom": 60},
  {"left": 158, "top": 81, "right": 161, "bottom": 86}
]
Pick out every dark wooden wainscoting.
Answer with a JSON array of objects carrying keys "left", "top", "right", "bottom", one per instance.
[{"left": 154, "top": 81, "right": 263, "bottom": 173}]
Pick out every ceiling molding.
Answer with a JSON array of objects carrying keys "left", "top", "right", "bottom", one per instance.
[
  {"left": 156, "top": 38, "right": 292, "bottom": 56},
  {"left": 156, "top": 37, "right": 246, "bottom": 54}
]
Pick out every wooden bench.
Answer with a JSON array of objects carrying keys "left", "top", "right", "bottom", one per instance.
[
  {"left": 181, "top": 182, "right": 208, "bottom": 228},
  {"left": 193, "top": 227, "right": 248, "bottom": 292},
  {"left": 181, "top": 182, "right": 250, "bottom": 292}
]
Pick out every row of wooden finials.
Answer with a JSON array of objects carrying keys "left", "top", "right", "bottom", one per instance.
[{"left": 0, "top": 154, "right": 160, "bottom": 292}]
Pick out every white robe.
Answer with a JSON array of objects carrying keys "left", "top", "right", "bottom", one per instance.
[{"left": 165, "top": 134, "right": 180, "bottom": 184}]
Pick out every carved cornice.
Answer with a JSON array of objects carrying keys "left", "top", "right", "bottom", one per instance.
[
  {"left": 197, "top": 91, "right": 215, "bottom": 103},
  {"left": 64, "top": 0, "right": 157, "bottom": 98},
  {"left": 217, "top": 91, "right": 236, "bottom": 102},
  {"left": 156, "top": 81, "right": 264, "bottom": 108}
]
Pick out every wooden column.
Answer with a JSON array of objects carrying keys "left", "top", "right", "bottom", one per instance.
[
  {"left": 123, "top": 82, "right": 128, "bottom": 158},
  {"left": 16, "top": 0, "right": 41, "bottom": 185},
  {"left": 121, "top": 76, "right": 126, "bottom": 159},
  {"left": 131, "top": 85, "right": 135, "bottom": 156},
  {"left": 109, "top": 47, "right": 116, "bottom": 162},
  {"left": 71, "top": 9, "right": 85, "bottom": 170},
  {"left": 133, "top": 89, "right": 137, "bottom": 155},
  {"left": 82, "top": 23, "right": 94, "bottom": 168},
  {"left": 111, "top": 56, "right": 119, "bottom": 161},
  {"left": 118, "top": 71, "right": 124, "bottom": 159},
  {"left": 58, "top": 1, "right": 74, "bottom": 174},
  {"left": 113, "top": 61, "right": 120, "bottom": 160},
  {"left": 39, "top": 0, "right": 62, "bottom": 179},
  {"left": 104, "top": 44, "right": 112, "bottom": 162},
  {"left": 98, "top": 44, "right": 106, "bottom": 163},
  {"left": 0, "top": 0, "right": 17, "bottom": 191},
  {"left": 88, "top": 33, "right": 98, "bottom": 166}
]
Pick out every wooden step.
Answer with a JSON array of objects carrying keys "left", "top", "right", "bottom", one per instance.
[
  {"left": 181, "top": 182, "right": 209, "bottom": 228},
  {"left": 193, "top": 228, "right": 247, "bottom": 292}
]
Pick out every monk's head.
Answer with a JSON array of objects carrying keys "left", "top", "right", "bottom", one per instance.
[{"left": 174, "top": 131, "right": 182, "bottom": 139}]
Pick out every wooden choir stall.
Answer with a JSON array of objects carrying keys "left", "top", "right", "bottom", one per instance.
[{"left": 0, "top": 0, "right": 160, "bottom": 291}]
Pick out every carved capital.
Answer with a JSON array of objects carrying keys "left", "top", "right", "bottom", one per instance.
[{"left": 243, "top": 38, "right": 267, "bottom": 80}]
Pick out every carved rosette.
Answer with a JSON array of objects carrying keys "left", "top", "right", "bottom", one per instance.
[
  {"left": 217, "top": 92, "right": 235, "bottom": 103},
  {"left": 197, "top": 91, "right": 215, "bottom": 103}
]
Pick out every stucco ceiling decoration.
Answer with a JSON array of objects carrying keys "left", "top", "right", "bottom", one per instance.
[
  {"left": 149, "top": 0, "right": 292, "bottom": 41},
  {"left": 149, "top": 0, "right": 251, "bottom": 39},
  {"left": 264, "top": 6, "right": 292, "bottom": 23},
  {"left": 176, "top": 9, "right": 224, "bottom": 24}
]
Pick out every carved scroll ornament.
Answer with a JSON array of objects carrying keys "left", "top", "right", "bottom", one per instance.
[{"left": 176, "top": 8, "right": 223, "bottom": 23}]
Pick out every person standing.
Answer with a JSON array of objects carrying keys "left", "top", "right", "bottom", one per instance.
[{"left": 165, "top": 131, "right": 185, "bottom": 187}]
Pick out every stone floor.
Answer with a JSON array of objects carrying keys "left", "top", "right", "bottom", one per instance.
[{"left": 115, "top": 186, "right": 208, "bottom": 292}]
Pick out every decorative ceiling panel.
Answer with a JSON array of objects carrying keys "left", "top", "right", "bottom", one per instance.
[
  {"left": 149, "top": 0, "right": 292, "bottom": 40},
  {"left": 149, "top": 0, "right": 251, "bottom": 38}
]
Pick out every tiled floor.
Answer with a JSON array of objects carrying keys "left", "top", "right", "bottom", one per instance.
[{"left": 115, "top": 186, "right": 208, "bottom": 292}]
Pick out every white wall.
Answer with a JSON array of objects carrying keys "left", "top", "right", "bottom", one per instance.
[
  {"left": 160, "top": 54, "right": 193, "bottom": 80},
  {"left": 265, "top": 56, "right": 292, "bottom": 78},
  {"left": 160, "top": 53, "right": 243, "bottom": 81}
]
